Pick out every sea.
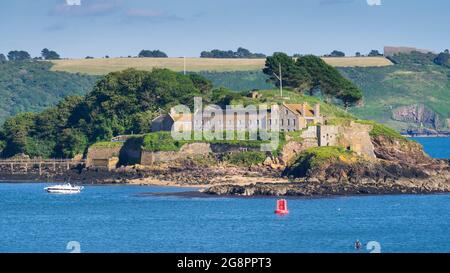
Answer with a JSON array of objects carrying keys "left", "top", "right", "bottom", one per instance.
[{"left": 0, "top": 137, "right": 449, "bottom": 253}]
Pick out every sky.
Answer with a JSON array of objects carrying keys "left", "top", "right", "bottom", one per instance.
[{"left": 0, "top": 0, "right": 449, "bottom": 58}]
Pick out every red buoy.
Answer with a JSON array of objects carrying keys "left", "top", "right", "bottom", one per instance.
[{"left": 275, "top": 199, "right": 289, "bottom": 215}]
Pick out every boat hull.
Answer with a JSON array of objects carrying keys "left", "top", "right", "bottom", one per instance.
[{"left": 45, "top": 189, "right": 82, "bottom": 194}]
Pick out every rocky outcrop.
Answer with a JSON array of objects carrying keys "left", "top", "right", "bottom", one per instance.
[
  {"left": 203, "top": 173, "right": 450, "bottom": 196},
  {"left": 392, "top": 104, "right": 440, "bottom": 129},
  {"left": 371, "top": 135, "right": 432, "bottom": 165},
  {"left": 204, "top": 134, "right": 450, "bottom": 197}
]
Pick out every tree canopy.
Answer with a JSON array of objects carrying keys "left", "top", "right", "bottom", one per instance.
[
  {"left": 368, "top": 50, "right": 383, "bottom": 57},
  {"left": 263, "top": 53, "right": 363, "bottom": 108},
  {"left": 41, "top": 48, "right": 61, "bottom": 60},
  {"left": 0, "top": 68, "right": 239, "bottom": 158},
  {"left": 326, "top": 50, "right": 346, "bottom": 57},
  {"left": 434, "top": 51, "right": 450, "bottom": 68},
  {"left": 7, "top": 50, "right": 31, "bottom": 61},
  {"left": 201, "top": 47, "right": 266, "bottom": 59},
  {"left": 138, "top": 50, "right": 168, "bottom": 58},
  {"left": 0, "top": 54, "right": 6, "bottom": 63}
]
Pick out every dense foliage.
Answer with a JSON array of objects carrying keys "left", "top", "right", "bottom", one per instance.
[
  {"left": 200, "top": 47, "right": 266, "bottom": 59},
  {"left": 7, "top": 51, "right": 31, "bottom": 61},
  {"left": 326, "top": 50, "right": 346, "bottom": 57},
  {"left": 263, "top": 53, "right": 363, "bottom": 108},
  {"left": 41, "top": 48, "right": 60, "bottom": 60},
  {"left": 434, "top": 51, "right": 450, "bottom": 68},
  {"left": 0, "top": 68, "right": 241, "bottom": 158},
  {"left": 0, "top": 61, "right": 98, "bottom": 124},
  {"left": 138, "top": 50, "right": 168, "bottom": 58}
]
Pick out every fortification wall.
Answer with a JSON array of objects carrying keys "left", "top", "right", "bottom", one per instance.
[
  {"left": 141, "top": 143, "right": 212, "bottom": 166},
  {"left": 86, "top": 146, "right": 122, "bottom": 168}
]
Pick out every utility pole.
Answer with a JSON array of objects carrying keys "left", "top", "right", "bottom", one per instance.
[{"left": 273, "top": 63, "right": 283, "bottom": 97}]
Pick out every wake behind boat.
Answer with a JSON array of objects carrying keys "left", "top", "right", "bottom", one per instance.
[{"left": 44, "top": 183, "right": 84, "bottom": 194}]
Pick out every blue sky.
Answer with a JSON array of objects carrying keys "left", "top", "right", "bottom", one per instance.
[{"left": 0, "top": 0, "right": 449, "bottom": 58}]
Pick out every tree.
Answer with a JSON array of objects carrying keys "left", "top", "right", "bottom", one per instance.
[
  {"left": 368, "top": 50, "right": 382, "bottom": 57},
  {"left": 188, "top": 74, "right": 213, "bottom": 94},
  {"left": 329, "top": 50, "right": 345, "bottom": 57},
  {"left": 336, "top": 80, "right": 363, "bottom": 110},
  {"left": 263, "top": 53, "right": 363, "bottom": 106},
  {"left": 355, "top": 52, "right": 361, "bottom": 57},
  {"left": 0, "top": 54, "right": 6, "bottom": 63},
  {"left": 41, "top": 48, "right": 60, "bottom": 60},
  {"left": 1, "top": 113, "right": 35, "bottom": 157},
  {"left": 7, "top": 50, "right": 31, "bottom": 61},
  {"left": 138, "top": 50, "right": 168, "bottom": 58},
  {"left": 434, "top": 51, "right": 450, "bottom": 68},
  {"left": 55, "top": 128, "right": 88, "bottom": 158},
  {"left": 200, "top": 48, "right": 266, "bottom": 59},
  {"left": 444, "top": 49, "right": 449, "bottom": 54}
]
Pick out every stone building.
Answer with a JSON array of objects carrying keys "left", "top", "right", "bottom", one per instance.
[{"left": 151, "top": 102, "right": 323, "bottom": 133}]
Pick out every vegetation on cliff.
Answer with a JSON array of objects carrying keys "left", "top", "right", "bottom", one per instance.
[
  {"left": 284, "top": 147, "right": 357, "bottom": 177},
  {"left": 0, "top": 60, "right": 98, "bottom": 124},
  {"left": 0, "top": 69, "right": 238, "bottom": 158},
  {"left": 263, "top": 53, "right": 363, "bottom": 108},
  {"left": 342, "top": 51, "right": 450, "bottom": 130}
]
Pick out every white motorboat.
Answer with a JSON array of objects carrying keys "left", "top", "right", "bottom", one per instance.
[{"left": 44, "top": 183, "right": 84, "bottom": 194}]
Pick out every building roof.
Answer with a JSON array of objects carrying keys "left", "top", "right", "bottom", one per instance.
[
  {"left": 170, "top": 113, "right": 193, "bottom": 123},
  {"left": 283, "top": 103, "right": 316, "bottom": 117}
]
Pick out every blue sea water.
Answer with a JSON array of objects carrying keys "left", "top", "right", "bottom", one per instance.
[
  {"left": 411, "top": 137, "right": 450, "bottom": 159},
  {"left": 0, "top": 183, "right": 449, "bottom": 253},
  {"left": 0, "top": 137, "right": 449, "bottom": 253}
]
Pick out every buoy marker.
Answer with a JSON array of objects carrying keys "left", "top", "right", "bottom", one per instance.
[{"left": 275, "top": 199, "right": 289, "bottom": 215}]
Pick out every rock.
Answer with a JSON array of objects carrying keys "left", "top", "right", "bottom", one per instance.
[{"left": 392, "top": 104, "right": 440, "bottom": 129}]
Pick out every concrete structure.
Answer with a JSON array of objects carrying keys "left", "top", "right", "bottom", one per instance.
[{"left": 86, "top": 146, "right": 122, "bottom": 170}]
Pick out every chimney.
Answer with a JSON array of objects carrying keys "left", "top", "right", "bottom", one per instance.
[
  {"left": 302, "top": 103, "right": 307, "bottom": 117},
  {"left": 314, "top": 104, "right": 320, "bottom": 118}
]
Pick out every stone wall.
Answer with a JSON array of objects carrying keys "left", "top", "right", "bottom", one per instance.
[
  {"left": 338, "top": 122, "right": 376, "bottom": 158},
  {"left": 318, "top": 125, "right": 340, "bottom": 147},
  {"left": 318, "top": 122, "right": 376, "bottom": 159},
  {"left": 86, "top": 146, "right": 123, "bottom": 169},
  {"left": 141, "top": 143, "right": 212, "bottom": 166}
]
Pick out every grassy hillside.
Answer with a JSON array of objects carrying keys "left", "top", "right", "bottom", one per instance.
[
  {"left": 198, "top": 71, "right": 274, "bottom": 91},
  {"left": 0, "top": 61, "right": 98, "bottom": 124},
  {"left": 340, "top": 64, "right": 450, "bottom": 130},
  {"left": 51, "top": 57, "right": 392, "bottom": 75}
]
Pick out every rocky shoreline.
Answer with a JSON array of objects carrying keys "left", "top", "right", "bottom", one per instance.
[{"left": 1, "top": 136, "right": 449, "bottom": 198}]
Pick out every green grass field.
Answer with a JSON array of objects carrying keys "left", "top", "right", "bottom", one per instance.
[{"left": 51, "top": 57, "right": 392, "bottom": 75}]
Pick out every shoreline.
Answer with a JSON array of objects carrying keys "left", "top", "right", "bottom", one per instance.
[
  {"left": 2, "top": 179, "right": 450, "bottom": 200},
  {"left": 405, "top": 135, "right": 450, "bottom": 138}
]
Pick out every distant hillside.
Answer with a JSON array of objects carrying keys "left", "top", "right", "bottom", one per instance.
[
  {"left": 0, "top": 61, "right": 98, "bottom": 124},
  {"left": 50, "top": 57, "right": 392, "bottom": 75},
  {"left": 192, "top": 54, "right": 450, "bottom": 131},
  {"left": 340, "top": 53, "right": 450, "bottom": 131},
  {"left": 384, "top": 46, "right": 433, "bottom": 57}
]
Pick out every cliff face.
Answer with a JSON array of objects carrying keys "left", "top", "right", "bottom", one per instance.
[
  {"left": 371, "top": 135, "right": 431, "bottom": 164},
  {"left": 392, "top": 104, "right": 440, "bottom": 129}
]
